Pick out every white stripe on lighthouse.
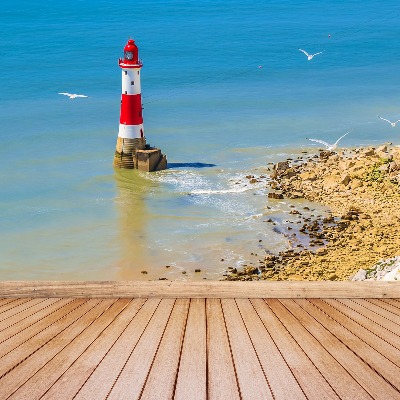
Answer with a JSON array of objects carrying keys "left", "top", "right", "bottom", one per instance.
[
  {"left": 121, "top": 68, "right": 142, "bottom": 95},
  {"left": 118, "top": 123, "right": 144, "bottom": 139}
]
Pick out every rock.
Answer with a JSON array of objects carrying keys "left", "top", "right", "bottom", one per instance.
[
  {"left": 268, "top": 191, "right": 284, "bottom": 199},
  {"left": 323, "top": 175, "right": 339, "bottom": 190},
  {"left": 316, "top": 248, "right": 328, "bottom": 256},
  {"left": 340, "top": 174, "right": 351, "bottom": 186},
  {"left": 351, "top": 269, "right": 367, "bottom": 281},
  {"left": 350, "top": 179, "right": 362, "bottom": 189},
  {"left": 274, "top": 161, "right": 290, "bottom": 172},
  {"left": 287, "top": 191, "right": 304, "bottom": 199},
  {"left": 362, "top": 148, "right": 375, "bottom": 156},
  {"left": 282, "top": 168, "right": 297, "bottom": 178},
  {"left": 378, "top": 163, "right": 390, "bottom": 173},
  {"left": 299, "top": 172, "right": 317, "bottom": 181},
  {"left": 389, "top": 161, "right": 399, "bottom": 172},
  {"left": 377, "top": 145, "right": 388, "bottom": 153},
  {"left": 320, "top": 151, "right": 334, "bottom": 160}
]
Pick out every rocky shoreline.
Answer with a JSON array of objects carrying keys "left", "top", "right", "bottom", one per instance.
[{"left": 224, "top": 144, "right": 400, "bottom": 281}]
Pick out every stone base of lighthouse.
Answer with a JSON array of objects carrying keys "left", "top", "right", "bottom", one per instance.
[{"left": 113, "top": 137, "right": 167, "bottom": 172}]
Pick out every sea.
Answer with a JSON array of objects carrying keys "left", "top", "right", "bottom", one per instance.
[{"left": 1, "top": 0, "right": 400, "bottom": 281}]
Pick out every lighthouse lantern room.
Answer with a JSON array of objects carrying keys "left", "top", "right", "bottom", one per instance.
[{"left": 113, "top": 39, "right": 167, "bottom": 171}]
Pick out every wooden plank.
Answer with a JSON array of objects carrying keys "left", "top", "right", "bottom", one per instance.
[
  {"left": 310, "top": 299, "right": 400, "bottom": 367},
  {"left": 168, "top": 299, "right": 207, "bottom": 400},
  {"left": 206, "top": 299, "right": 240, "bottom": 400},
  {"left": 0, "top": 299, "right": 32, "bottom": 315},
  {"left": 366, "top": 299, "right": 400, "bottom": 323},
  {"left": 341, "top": 299, "right": 400, "bottom": 335},
  {"left": 326, "top": 299, "right": 400, "bottom": 349},
  {"left": 0, "top": 299, "right": 112, "bottom": 399},
  {"left": 0, "top": 281, "right": 399, "bottom": 298},
  {"left": 0, "top": 299, "right": 93, "bottom": 376},
  {"left": 40, "top": 299, "right": 146, "bottom": 400},
  {"left": 99, "top": 299, "right": 175, "bottom": 400},
  {"left": 221, "top": 298, "right": 273, "bottom": 400},
  {"left": 252, "top": 299, "right": 339, "bottom": 399},
  {"left": 73, "top": 298, "right": 161, "bottom": 399},
  {"left": 385, "top": 298, "right": 400, "bottom": 307},
  {"left": 0, "top": 299, "right": 77, "bottom": 359},
  {"left": 0, "top": 298, "right": 59, "bottom": 331},
  {"left": 268, "top": 299, "right": 369, "bottom": 400},
  {"left": 0, "top": 298, "right": 48, "bottom": 323},
  {"left": 235, "top": 298, "right": 306, "bottom": 400},
  {"left": 294, "top": 299, "right": 400, "bottom": 395},
  {"left": 0, "top": 298, "right": 72, "bottom": 341},
  {"left": 107, "top": 299, "right": 175, "bottom": 400},
  {"left": 0, "top": 298, "right": 19, "bottom": 308},
  {"left": 9, "top": 299, "right": 131, "bottom": 399},
  {"left": 140, "top": 299, "right": 190, "bottom": 399},
  {"left": 381, "top": 299, "right": 400, "bottom": 312}
]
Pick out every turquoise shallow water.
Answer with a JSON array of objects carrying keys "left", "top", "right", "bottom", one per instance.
[{"left": 1, "top": 0, "right": 400, "bottom": 280}]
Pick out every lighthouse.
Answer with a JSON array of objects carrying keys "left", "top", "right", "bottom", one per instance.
[{"left": 113, "top": 39, "right": 167, "bottom": 171}]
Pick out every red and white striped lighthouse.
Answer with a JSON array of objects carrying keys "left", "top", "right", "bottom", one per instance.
[{"left": 114, "top": 39, "right": 167, "bottom": 171}]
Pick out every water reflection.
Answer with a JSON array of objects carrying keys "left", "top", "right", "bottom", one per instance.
[{"left": 113, "top": 169, "right": 157, "bottom": 280}]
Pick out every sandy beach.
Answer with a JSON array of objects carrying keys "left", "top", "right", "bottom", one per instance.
[{"left": 224, "top": 143, "right": 400, "bottom": 281}]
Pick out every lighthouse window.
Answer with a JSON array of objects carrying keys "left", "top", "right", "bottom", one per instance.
[
  {"left": 137, "top": 71, "right": 139, "bottom": 75},
  {"left": 125, "top": 91, "right": 127, "bottom": 94},
  {"left": 131, "top": 81, "right": 134, "bottom": 85},
  {"left": 124, "top": 71, "right": 127, "bottom": 75}
]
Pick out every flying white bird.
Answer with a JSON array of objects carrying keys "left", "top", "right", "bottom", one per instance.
[
  {"left": 306, "top": 131, "right": 350, "bottom": 151},
  {"left": 58, "top": 92, "right": 88, "bottom": 99},
  {"left": 299, "top": 48, "right": 323, "bottom": 60},
  {"left": 378, "top": 115, "right": 400, "bottom": 127}
]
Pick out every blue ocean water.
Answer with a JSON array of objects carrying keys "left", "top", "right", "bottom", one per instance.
[{"left": 1, "top": 0, "right": 400, "bottom": 280}]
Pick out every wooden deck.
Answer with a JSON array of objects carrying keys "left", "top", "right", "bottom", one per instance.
[{"left": 0, "top": 282, "right": 399, "bottom": 399}]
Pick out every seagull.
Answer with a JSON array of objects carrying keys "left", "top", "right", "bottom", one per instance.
[
  {"left": 306, "top": 131, "right": 350, "bottom": 151},
  {"left": 299, "top": 48, "right": 323, "bottom": 60},
  {"left": 58, "top": 92, "right": 88, "bottom": 99},
  {"left": 378, "top": 115, "right": 400, "bottom": 127}
]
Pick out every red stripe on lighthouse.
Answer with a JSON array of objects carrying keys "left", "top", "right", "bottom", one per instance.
[{"left": 119, "top": 94, "right": 143, "bottom": 125}]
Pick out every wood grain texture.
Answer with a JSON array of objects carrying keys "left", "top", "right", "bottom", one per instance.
[
  {"left": 206, "top": 299, "right": 240, "bottom": 400},
  {"left": 235, "top": 298, "right": 306, "bottom": 400},
  {"left": 107, "top": 299, "right": 175, "bottom": 400},
  {"left": 337, "top": 299, "right": 400, "bottom": 336},
  {"left": 41, "top": 299, "right": 146, "bottom": 400},
  {"left": 11, "top": 299, "right": 131, "bottom": 399},
  {"left": 0, "top": 280, "right": 399, "bottom": 298},
  {"left": 0, "top": 299, "right": 110, "bottom": 399},
  {"left": 294, "top": 299, "right": 400, "bottom": 396},
  {"left": 174, "top": 299, "right": 207, "bottom": 400},
  {"left": 267, "top": 298, "right": 368, "bottom": 400},
  {"left": 0, "top": 298, "right": 48, "bottom": 323},
  {"left": 222, "top": 298, "right": 274, "bottom": 400},
  {"left": 140, "top": 299, "right": 190, "bottom": 400},
  {"left": 253, "top": 299, "right": 339, "bottom": 400},
  {"left": 73, "top": 298, "right": 161, "bottom": 399},
  {"left": 0, "top": 296, "right": 399, "bottom": 399},
  {"left": 323, "top": 299, "right": 400, "bottom": 352}
]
